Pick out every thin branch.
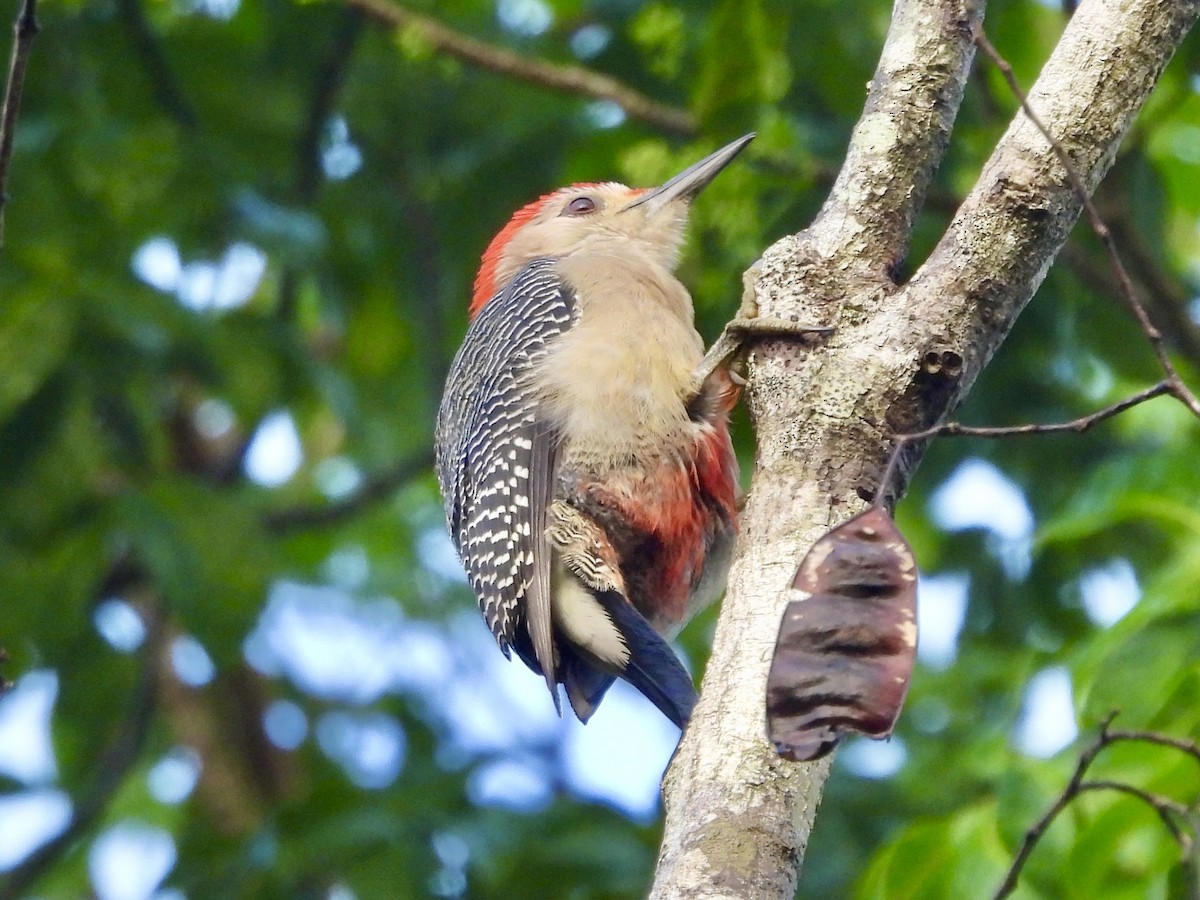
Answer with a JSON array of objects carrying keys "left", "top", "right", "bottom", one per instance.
[
  {"left": 994, "top": 712, "right": 1119, "bottom": 900},
  {"left": 875, "top": 382, "right": 1172, "bottom": 504},
  {"left": 263, "top": 450, "right": 434, "bottom": 533},
  {"left": 0, "top": 0, "right": 40, "bottom": 250},
  {"left": 902, "top": 381, "right": 1172, "bottom": 442},
  {"left": 812, "top": 0, "right": 981, "bottom": 276},
  {"left": 1077, "top": 780, "right": 1194, "bottom": 852},
  {"left": 995, "top": 714, "right": 1200, "bottom": 899},
  {"left": 344, "top": 0, "right": 695, "bottom": 135},
  {"left": 971, "top": 22, "right": 1200, "bottom": 420},
  {"left": 1107, "top": 730, "right": 1200, "bottom": 767}
]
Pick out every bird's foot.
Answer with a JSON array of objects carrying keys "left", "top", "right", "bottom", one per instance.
[{"left": 691, "top": 267, "right": 834, "bottom": 395}]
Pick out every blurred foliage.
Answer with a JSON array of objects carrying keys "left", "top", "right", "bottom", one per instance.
[{"left": 0, "top": 0, "right": 1198, "bottom": 897}]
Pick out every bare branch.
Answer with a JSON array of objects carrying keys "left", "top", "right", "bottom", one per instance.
[
  {"left": 995, "top": 715, "right": 1200, "bottom": 898},
  {"left": 812, "top": 0, "right": 981, "bottom": 276},
  {"left": 875, "top": 378, "right": 1171, "bottom": 517},
  {"left": 898, "top": 381, "right": 1172, "bottom": 442},
  {"left": 908, "top": 0, "right": 1198, "bottom": 413},
  {"left": 1077, "top": 781, "right": 1194, "bottom": 852},
  {"left": 344, "top": 0, "right": 695, "bottom": 135},
  {"left": 993, "top": 713, "right": 1121, "bottom": 900},
  {"left": 1107, "top": 729, "right": 1200, "bottom": 767},
  {"left": 0, "top": 0, "right": 39, "bottom": 250},
  {"left": 970, "top": 22, "right": 1200, "bottom": 419}
]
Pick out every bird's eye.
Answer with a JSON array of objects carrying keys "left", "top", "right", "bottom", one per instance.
[{"left": 563, "top": 196, "right": 598, "bottom": 216}]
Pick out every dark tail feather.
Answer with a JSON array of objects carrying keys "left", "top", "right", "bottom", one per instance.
[
  {"left": 595, "top": 591, "right": 698, "bottom": 729},
  {"left": 563, "top": 659, "right": 616, "bottom": 723}
]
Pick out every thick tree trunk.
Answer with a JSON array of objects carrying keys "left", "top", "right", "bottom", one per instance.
[{"left": 651, "top": 0, "right": 1200, "bottom": 896}]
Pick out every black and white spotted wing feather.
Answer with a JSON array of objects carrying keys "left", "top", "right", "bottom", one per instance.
[{"left": 435, "top": 258, "right": 577, "bottom": 701}]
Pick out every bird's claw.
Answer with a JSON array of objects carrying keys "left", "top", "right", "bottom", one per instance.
[{"left": 690, "top": 273, "right": 834, "bottom": 398}]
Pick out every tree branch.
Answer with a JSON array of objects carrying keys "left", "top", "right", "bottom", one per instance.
[
  {"left": 968, "top": 21, "right": 1200, "bottom": 419},
  {"left": 0, "top": 0, "right": 39, "bottom": 250},
  {"left": 1077, "top": 781, "right": 1193, "bottom": 852},
  {"left": 994, "top": 715, "right": 1200, "bottom": 898},
  {"left": 811, "top": 0, "right": 979, "bottom": 277},
  {"left": 653, "top": 0, "right": 1200, "bottom": 895},
  {"left": 907, "top": 0, "right": 1198, "bottom": 409},
  {"left": 344, "top": 0, "right": 696, "bottom": 136},
  {"left": 993, "top": 713, "right": 1120, "bottom": 900},
  {"left": 653, "top": 1, "right": 982, "bottom": 896},
  {"left": 897, "top": 380, "right": 1172, "bottom": 441},
  {"left": 1106, "top": 729, "right": 1200, "bottom": 766}
]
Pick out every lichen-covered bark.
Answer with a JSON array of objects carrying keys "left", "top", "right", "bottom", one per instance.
[{"left": 651, "top": 0, "right": 1200, "bottom": 897}]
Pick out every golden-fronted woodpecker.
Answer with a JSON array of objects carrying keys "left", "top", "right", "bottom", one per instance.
[{"left": 435, "top": 136, "right": 754, "bottom": 729}]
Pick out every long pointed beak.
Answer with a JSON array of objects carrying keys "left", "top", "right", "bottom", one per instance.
[{"left": 622, "top": 133, "right": 755, "bottom": 215}]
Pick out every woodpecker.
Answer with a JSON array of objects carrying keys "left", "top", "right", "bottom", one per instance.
[{"left": 435, "top": 135, "right": 754, "bottom": 729}]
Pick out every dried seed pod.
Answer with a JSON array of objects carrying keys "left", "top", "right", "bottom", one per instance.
[{"left": 766, "top": 507, "right": 918, "bottom": 762}]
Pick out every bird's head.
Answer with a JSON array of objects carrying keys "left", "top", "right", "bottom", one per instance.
[{"left": 470, "top": 134, "right": 755, "bottom": 318}]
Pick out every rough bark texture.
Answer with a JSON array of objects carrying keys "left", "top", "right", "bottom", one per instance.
[{"left": 651, "top": 0, "right": 1200, "bottom": 897}]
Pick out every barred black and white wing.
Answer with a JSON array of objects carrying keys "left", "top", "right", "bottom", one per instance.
[{"left": 435, "top": 258, "right": 577, "bottom": 698}]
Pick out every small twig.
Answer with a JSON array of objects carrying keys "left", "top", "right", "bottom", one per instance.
[
  {"left": 345, "top": 0, "right": 695, "bottom": 135},
  {"left": 1060, "top": 233, "right": 1200, "bottom": 370},
  {"left": 994, "top": 713, "right": 1200, "bottom": 898},
  {"left": 1078, "top": 780, "right": 1194, "bottom": 852},
  {"left": 904, "top": 381, "right": 1172, "bottom": 443},
  {"left": 971, "top": 22, "right": 1200, "bottom": 420},
  {"left": 1106, "top": 729, "right": 1200, "bottom": 767},
  {"left": 877, "top": 382, "right": 1172, "bottom": 504},
  {"left": 263, "top": 451, "right": 434, "bottom": 532},
  {"left": 0, "top": 0, "right": 40, "bottom": 249},
  {"left": 993, "top": 712, "right": 1121, "bottom": 899}
]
